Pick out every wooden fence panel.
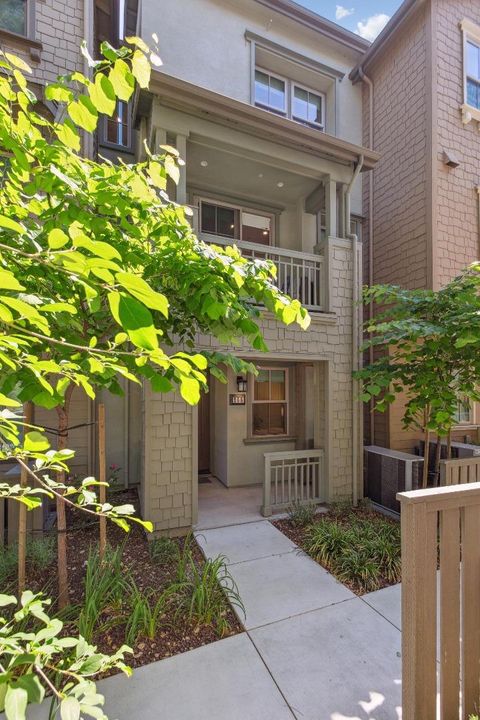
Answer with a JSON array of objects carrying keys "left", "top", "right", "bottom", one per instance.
[{"left": 398, "top": 483, "right": 480, "bottom": 720}]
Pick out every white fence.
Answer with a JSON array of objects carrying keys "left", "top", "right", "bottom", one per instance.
[{"left": 261, "top": 449, "right": 325, "bottom": 516}]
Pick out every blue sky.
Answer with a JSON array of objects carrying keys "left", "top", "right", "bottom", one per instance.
[{"left": 296, "top": 1, "right": 404, "bottom": 41}]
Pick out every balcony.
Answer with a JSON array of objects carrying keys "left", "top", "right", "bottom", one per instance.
[{"left": 200, "top": 233, "right": 325, "bottom": 312}]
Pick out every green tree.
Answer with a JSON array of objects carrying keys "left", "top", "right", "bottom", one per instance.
[
  {"left": 0, "top": 38, "right": 309, "bottom": 604},
  {"left": 357, "top": 269, "right": 480, "bottom": 486}
]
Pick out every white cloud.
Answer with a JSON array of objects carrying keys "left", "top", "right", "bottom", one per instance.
[
  {"left": 335, "top": 5, "right": 354, "bottom": 20},
  {"left": 356, "top": 13, "right": 390, "bottom": 41}
]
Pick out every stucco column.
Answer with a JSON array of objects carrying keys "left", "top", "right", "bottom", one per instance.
[{"left": 324, "top": 177, "right": 337, "bottom": 238}]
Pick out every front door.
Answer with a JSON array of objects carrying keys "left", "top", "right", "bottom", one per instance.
[{"left": 198, "top": 387, "right": 210, "bottom": 473}]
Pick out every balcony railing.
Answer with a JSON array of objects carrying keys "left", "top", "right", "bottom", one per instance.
[{"left": 200, "top": 233, "right": 325, "bottom": 311}]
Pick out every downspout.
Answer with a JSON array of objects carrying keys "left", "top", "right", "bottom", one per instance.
[
  {"left": 358, "top": 67, "right": 375, "bottom": 446},
  {"left": 83, "top": 0, "right": 95, "bottom": 159},
  {"left": 346, "top": 154, "right": 364, "bottom": 506}
]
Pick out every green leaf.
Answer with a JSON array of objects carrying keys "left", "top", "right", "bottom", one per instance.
[
  {"left": 0, "top": 594, "right": 16, "bottom": 607},
  {"left": 4, "top": 686, "right": 28, "bottom": 720},
  {"left": 131, "top": 50, "right": 151, "bottom": 89},
  {"left": 5, "top": 53, "right": 31, "bottom": 73},
  {"left": 0, "top": 394, "right": 20, "bottom": 407},
  {"left": 40, "top": 303, "right": 76, "bottom": 314},
  {"left": 55, "top": 119, "right": 81, "bottom": 151},
  {"left": 108, "top": 59, "right": 134, "bottom": 102},
  {"left": 45, "top": 83, "right": 74, "bottom": 103},
  {"left": 24, "top": 431, "right": 50, "bottom": 453},
  {"left": 48, "top": 228, "right": 69, "bottom": 249},
  {"left": 0, "top": 215, "right": 24, "bottom": 234},
  {"left": 0, "top": 269, "right": 24, "bottom": 291},
  {"left": 14, "top": 674, "right": 44, "bottom": 705},
  {"left": 108, "top": 292, "right": 158, "bottom": 351},
  {"left": 115, "top": 273, "right": 168, "bottom": 316},
  {"left": 68, "top": 96, "right": 99, "bottom": 132},
  {"left": 125, "top": 35, "right": 150, "bottom": 52},
  {"left": 60, "top": 696, "right": 81, "bottom": 720},
  {"left": 180, "top": 376, "right": 200, "bottom": 405},
  {"left": 88, "top": 74, "right": 116, "bottom": 116}
]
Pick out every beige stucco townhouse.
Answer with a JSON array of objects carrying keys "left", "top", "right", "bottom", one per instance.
[
  {"left": 350, "top": 0, "right": 480, "bottom": 455},
  {"left": 0, "top": 0, "right": 379, "bottom": 540}
]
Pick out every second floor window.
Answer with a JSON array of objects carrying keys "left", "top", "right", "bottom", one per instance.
[
  {"left": 199, "top": 199, "right": 273, "bottom": 245},
  {"left": 454, "top": 397, "right": 472, "bottom": 425},
  {"left": 0, "top": 0, "right": 27, "bottom": 35},
  {"left": 254, "top": 70, "right": 286, "bottom": 114},
  {"left": 467, "top": 40, "right": 480, "bottom": 110},
  {"left": 293, "top": 85, "right": 324, "bottom": 130}
]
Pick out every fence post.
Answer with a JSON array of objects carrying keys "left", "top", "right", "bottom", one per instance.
[
  {"left": 262, "top": 454, "right": 272, "bottom": 517},
  {"left": 398, "top": 494, "right": 438, "bottom": 720}
]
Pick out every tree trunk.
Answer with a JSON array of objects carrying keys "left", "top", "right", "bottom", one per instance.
[
  {"left": 18, "top": 401, "right": 33, "bottom": 596},
  {"left": 56, "top": 385, "right": 74, "bottom": 609},
  {"left": 422, "top": 406, "right": 431, "bottom": 489},
  {"left": 98, "top": 403, "right": 107, "bottom": 560},
  {"left": 433, "top": 434, "right": 442, "bottom": 487}
]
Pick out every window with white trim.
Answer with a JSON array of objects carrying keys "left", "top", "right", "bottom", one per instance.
[
  {"left": 292, "top": 84, "right": 324, "bottom": 130},
  {"left": 252, "top": 368, "right": 288, "bottom": 436},
  {"left": 254, "top": 69, "right": 286, "bottom": 114},
  {"left": 0, "top": 0, "right": 27, "bottom": 35},
  {"left": 466, "top": 39, "right": 480, "bottom": 110},
  {"left": 254, "top": 67, "right": 325, "bottom": 132},
  {"left": 454, "top": 397, "right": 473, "bottom": 425},
  {"left": 103, "top": 100, "right": 131, "bottom": 149}
]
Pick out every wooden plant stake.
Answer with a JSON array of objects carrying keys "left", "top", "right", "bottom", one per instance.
[
  {"left": 98, "top": 403, "right": 106, "bottom": 560},
  {"left": 18, "top": 401, "right": 33, "bottom": 596}
]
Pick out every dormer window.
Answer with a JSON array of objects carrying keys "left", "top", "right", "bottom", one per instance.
[{"left": 254, "top": 70, "right": 286, "bottom": 114}]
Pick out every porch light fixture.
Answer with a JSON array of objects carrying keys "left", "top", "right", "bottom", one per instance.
[
  {"left": 237, "top": 376, "right": 247, "bottom": 393},
  {"left": 277, "top": 181, "right": 284, "bottom": 187},
  {"left": 200, "top": 160, "right": 208, "bottom": 167}
]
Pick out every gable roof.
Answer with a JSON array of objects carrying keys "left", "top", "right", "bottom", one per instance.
[{"left": 253, "top": 0, "right": 370, "bottom": 53}]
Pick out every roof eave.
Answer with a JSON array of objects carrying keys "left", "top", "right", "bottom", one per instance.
[
  {"left": 253, "top": 0, "right": 370, "bottom": 54},
  {"left": 350, "top": 0, "right": 425, "bottom": 82}
]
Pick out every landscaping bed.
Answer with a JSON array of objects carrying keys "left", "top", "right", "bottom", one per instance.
[
  {"left": 273, "top": 501, "right": 401, "bottom": 595},
  {"left": 1, "top": 489, "right": 243, "bottom": 671}
]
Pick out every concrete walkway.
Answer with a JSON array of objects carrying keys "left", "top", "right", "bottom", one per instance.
[{"left": 23, "top": 520, "right": 403, "bottom": 720}]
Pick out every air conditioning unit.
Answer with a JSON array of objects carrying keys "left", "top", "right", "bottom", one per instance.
[{"left": 364, "top": 446, "right": 424, "bottom": 514}]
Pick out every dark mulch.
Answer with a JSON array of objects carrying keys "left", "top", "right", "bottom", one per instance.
[
  {"left": 6, "top": 488, "right": 242, "bottom": 670},
  {"left": 272, "top": 505, "right": 401, "bottom": 596}
]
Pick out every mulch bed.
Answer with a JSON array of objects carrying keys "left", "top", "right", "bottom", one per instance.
[
  {"left": 272, "top": 505, "right": 401, "bottom": 596},
  {"left": 7, "top": 488, "right": 242, "bottom": 670}
]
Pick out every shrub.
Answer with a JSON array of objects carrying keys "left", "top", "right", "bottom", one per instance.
[
  {"left": 78, "top": 545, "right": 127, "bottom": 641},
  {"left": 26, "top": 535, "right": 55, "bottom": 570},
  {"left": 287, "top": 500, "right": 317, "bottom": 528},
  {"left": 149, "top": 536, "right": 179, "bottom": 565},
  {"left": 303, "top": 512, "right": 401, "bottom": 594},
  {"left": 125, "top": 583, "right": 176, "bottom": 645},
  {"left": 174, "top": 535, "right": 244, "bottom": 635},
  {"left": 0, "top": 544, "right": 18, "bottom": 587}
]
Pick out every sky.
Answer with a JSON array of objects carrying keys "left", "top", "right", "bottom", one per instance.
[{"left": 295, "top": 1, "right": 404, "bottom": 41}]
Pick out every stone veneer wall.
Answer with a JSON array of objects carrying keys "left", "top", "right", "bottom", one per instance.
[{"left": 142, "top": 237, "right": 358, "bottom": 535}]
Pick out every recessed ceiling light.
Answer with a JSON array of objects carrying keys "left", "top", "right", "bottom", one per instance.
[
  {"left": 200, "top": 160, "right": 208, "bottom": 167},
  {"left": 258, "top": 173, "right": 264, "bottom": 178},
  {"left": 277, "top": 181, "right": 284, "bottom": 188}
]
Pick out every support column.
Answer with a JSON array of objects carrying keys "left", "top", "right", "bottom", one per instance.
[
  {"left": 325, "top": 178, "right": 337, "bottom": 238},
  {"left": 338, "top": 184, "right": 347, "bottom": 239},
  {"left": 175, "top": 133, "right": 188, "bottom": 205}
]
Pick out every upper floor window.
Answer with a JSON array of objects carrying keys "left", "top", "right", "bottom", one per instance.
[
  {"left": 466, "top": 40, "right": 480, "bottom": 110},
  {"left": 105, "top": 101, "right": 131, "bottom": 148},
  {"left": 454, "top": 397, "right": 473, "bottom": 425},
  {"left": 254, "top": 67, "right": 325, "bottom": 131},
  {"left": 292, "top": 85, "right": 324, "bottom": 130},
  {"left": 0, "top": 0, "right": 27, "bottom": 36},
  {"left": 254, "top": 70, "right": 286, "bottom": 114}
]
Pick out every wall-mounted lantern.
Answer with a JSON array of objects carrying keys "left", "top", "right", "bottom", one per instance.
[{"left": 236, "top": 376, "right": 247, "bottom": 393}]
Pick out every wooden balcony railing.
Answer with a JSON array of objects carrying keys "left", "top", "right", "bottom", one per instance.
[
  {"left": 201, "top": 233, "right": 325, "bottom": 311},
  {"left": 261, "top": 448, "right": 325, "bottom": 516},
  {"left": 398, "top": 482, "right": 480, "bottom": 720}
]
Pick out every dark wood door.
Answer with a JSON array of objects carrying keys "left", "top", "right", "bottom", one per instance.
[{"left": 198, "top": 389, "right": 210, "bottom": 473}]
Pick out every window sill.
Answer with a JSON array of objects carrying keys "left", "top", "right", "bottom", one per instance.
[
  {"left": 460, "top": 103, "right": 480, "bottom": 126},
  {"left": 243, "top": 435, "right": 297, "bottom": 445},
  {"left": 0, "top": 29, "right": 42, "bottom": 61}
]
